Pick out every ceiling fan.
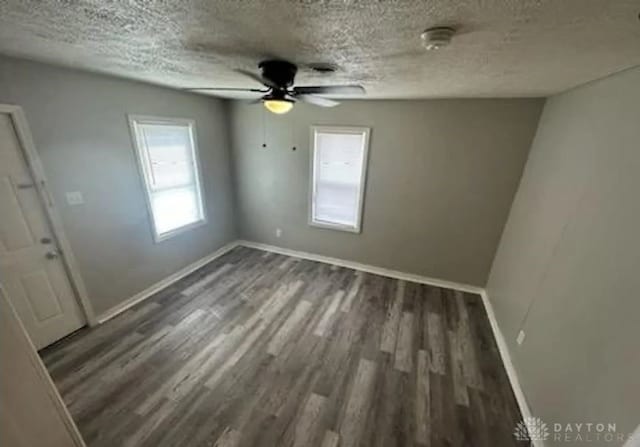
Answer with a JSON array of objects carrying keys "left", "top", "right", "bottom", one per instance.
[{"left": 185, "top": 60, "right": 366, "bottom": 114}]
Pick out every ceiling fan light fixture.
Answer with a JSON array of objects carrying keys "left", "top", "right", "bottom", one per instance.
[
  {"left": 263, "top": 98, "right": 294, "bottom": 114},
  {"left": 187, "top": 60, "right": 364, "bottom": 113}
]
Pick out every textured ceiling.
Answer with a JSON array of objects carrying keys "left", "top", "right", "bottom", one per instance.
[{"left": 0, "top": 0, "right": 639, "bottom": 99}]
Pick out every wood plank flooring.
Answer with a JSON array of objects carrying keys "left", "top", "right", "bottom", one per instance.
[{"left": 41, "top": 246, "right": 525, "bottom": 447}]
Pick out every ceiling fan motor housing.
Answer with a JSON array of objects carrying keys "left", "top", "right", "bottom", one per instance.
[{"left": 259, "top": 60, "right": 298, "bottom": 89}]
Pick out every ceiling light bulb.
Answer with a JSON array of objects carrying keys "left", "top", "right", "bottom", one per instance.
[{"left": 263, "top": 99, "right": 294, "bottom": 114}]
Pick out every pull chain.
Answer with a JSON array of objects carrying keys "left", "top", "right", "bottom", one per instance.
[
  {"left": 290, "top": 113, "right": 296, "bottom": 151},
  {"left": 261, "top": 107, "right": 267, "bottom": 149}
]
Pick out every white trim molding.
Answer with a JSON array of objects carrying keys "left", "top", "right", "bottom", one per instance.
[
  {"left": 97, "top": 240, "right": 240, "bottom": 324},
  {"left": 1, "top": 286, "right": 87, "bottom": 447},
  {"left": 625, "top": 425, "right": 640, "bottom": 447},
  {"left": 480, "top": 290, "right": 542, "bottom": 447},
  {"left": 309, "top": 125, "right": 371, "bottom": 234},
  {"left": 128, "top": 114, "right": 208, "bottom": 244},
  {"left": 238, "top": 240, "right": 483, "bottom": 295},
  {"left": 240, "top": 239, "right": 536, "bottom": 444},
  {"left": 99, "top": 238, "right": 484, "bottom": 324},
  {"left": 96, "top": 237, "right": 535, "bottom": 447}
]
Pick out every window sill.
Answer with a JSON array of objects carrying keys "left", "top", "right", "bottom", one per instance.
[
  {"left": 154, "top": 218, "right": 207, "bottom": 243},
  {"left": 308, "top": 219, "right": 361, "bottom": 234}
]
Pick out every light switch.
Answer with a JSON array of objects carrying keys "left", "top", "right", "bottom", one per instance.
[{"left": 65, "top": 191, "right": 84, "bottom": 206}]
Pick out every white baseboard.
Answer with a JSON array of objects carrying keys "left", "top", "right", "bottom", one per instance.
[
  {"left": 239, "top": 240, "right": 535, "bottom": 437},
  {"left": 96, "top": 238, "right": 534, "bottom": 446},
  {"left": 242, "top": 240, "right": 536, "bottom": 440},
  {"left": 99, "top": 238, "right": 483, "bottom": 325},
  {"left": 480, "top": 290, "right": 542, "bottom": 446},
  {"left": 96, "top": 240, "right": 240, "bottom": 324},
  {"left": 237, "top": 240, "right": 484, "bottom": 295},
  {"left": 624, "top": 425, "right": 640, "bottom": 447}
]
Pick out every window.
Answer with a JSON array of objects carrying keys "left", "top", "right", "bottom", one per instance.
[
  {"left": 310, "top": 126, "right": 370, "bottom": 233},
  {"left": 129, "top": 116, "right": 206, "bottom": 242}
]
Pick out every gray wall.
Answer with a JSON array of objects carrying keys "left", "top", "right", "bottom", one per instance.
[
  {"left": 0, "top": 57, "right": 237, "bottom": 316},
  {"left": 230, "top": 99, "right": 543, "bottom": 286},
  {"left": 486, "top": 66, "right": 640, "bottom": 444}
]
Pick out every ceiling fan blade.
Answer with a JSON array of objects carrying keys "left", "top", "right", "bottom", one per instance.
[
  {"left": 292, "top": 85, "right": 365, "bottom": 95},
  {"left": 296, "top": 94, "right": 340, "bottom": 107},
  {"left": 183, "top": 87, "right": 267, "bottom": 92},
  {"left": 235, "top": 69, "right": 280, "bottom": 90}
]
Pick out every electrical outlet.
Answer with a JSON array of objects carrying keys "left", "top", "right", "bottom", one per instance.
[
  {"left": 276, "top": 228, "right": 282, "bottom": 238},
  {"left": 65, "top": 191, "right": 84, "bottom": 206},
  {"left": 516, "top": 330, "right": 526, "bottom": 346}
]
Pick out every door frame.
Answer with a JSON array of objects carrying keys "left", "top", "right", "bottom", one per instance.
[{"left": 0, "top": 104, "right": 97, "bottom": 327}]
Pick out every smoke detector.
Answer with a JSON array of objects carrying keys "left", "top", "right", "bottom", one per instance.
[{"left": 421, "top": 26, "right": 456, "bottom": 50}]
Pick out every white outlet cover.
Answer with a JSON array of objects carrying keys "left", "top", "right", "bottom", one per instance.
[
  {"left": 516, "top": 330, "right": 526, "bottom": 345},
  {"left": 65, "top": 191, "right": 84, "bottom": 206},
  {"left": 276, "top": 228, "right": 282, "bottom": 238}
]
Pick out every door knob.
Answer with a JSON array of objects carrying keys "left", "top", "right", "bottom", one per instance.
[{"left": 45, "top": 251, "right": 59, "bottom": 260}]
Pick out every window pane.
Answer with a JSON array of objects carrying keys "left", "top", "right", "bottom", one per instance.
[
  {"left": 313, "top": 130, "right": 367, "bottom": 228},
  {"left": 140, "top": 124, "right": 194, "bottom": 189},
  {"left": 150, "top": 186, "right": 201, "bottom": 235},
  {"left": 131, "top": 117, "right": 206, "bottom": 241}
]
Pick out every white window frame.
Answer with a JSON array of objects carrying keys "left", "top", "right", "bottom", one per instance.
[
  {"left": 309, "top": 125, "right": 371, "bottom": 233},
  {"left": 128, "top": 115, "right": 207, "bottom": 243}
]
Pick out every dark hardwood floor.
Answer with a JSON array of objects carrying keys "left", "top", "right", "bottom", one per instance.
[{"left": 41, "top": 246, "right": 524, "bottom": 447}]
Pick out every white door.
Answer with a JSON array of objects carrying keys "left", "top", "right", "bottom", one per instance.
[{"left": 0, "top": 111, "right": 85, "bottom": 350}]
